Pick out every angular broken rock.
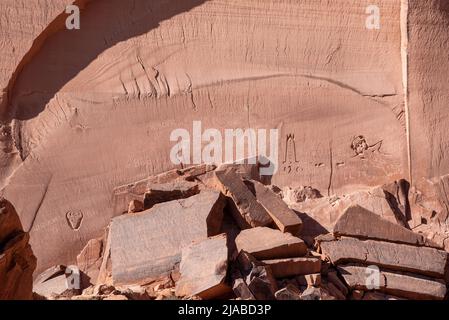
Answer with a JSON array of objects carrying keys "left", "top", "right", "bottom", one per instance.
[
  {"left": 235, "top": 227, "right": 307, "bottom": 260},
  {"left": 262, "top": 257, "right": 321, "bottom": 278},
  {"left": 327, "top": 271, "right": 348, "bottom": 296},
  {"left": 0, "top": 198, "right": 36, "bottom": 300},
  {"left": 249, "top": 180, "right": 303, "bottom": 235},
  {"left": 246, "top": 265, "right": 278, "bottom": 300},
  {"left": 333, "top": 205, "right": 426, "bottom": 246},
  {"left": 275, "top": 284, "right": 302, "bottom": 300},
  {"left": 175, "top": 234, "right": 230, "bottom": 299},
  {"left": 214, "top": 168, "right": 272, "bottom": 228},
  {"left": 144, "top": 180, "right": 199, "bottom": 209},
  {"left": 337, "top": 264, "right": 447, "bottom": 300},
  {"left": 319, "top": 237, "right": 449, "bottom": 279},
  {"left": 34, "top": 265, "right": 66, "bottom": 286},
  {"left": 296, "top": 273, "right": 321, "bottom": 287},
  {"left": 232, "top": 276, "right": 255, "bottom": 300},
  {"left": 110, "top": 191, "right": 225, "bottom": 285},
  {"left": 127, "top": 200, "right": 144, "bottom": 214},
  {"left": 33, "top": 274, "right": 72, "bottom": 298},
  {"left": 76, "top": 238, "right": 104, "bottom": 287},
  {"left": 112, "top": 165, "right": 214, "bottom": 215},
  {"left": 324, "top": 281, "right": 346, "bottom": 300},
  {"left": 236, "top": 251, "right": 278, "bottom": 300},
  {"left": 300, "top": 286, "right": 322, "bottom": 300}
]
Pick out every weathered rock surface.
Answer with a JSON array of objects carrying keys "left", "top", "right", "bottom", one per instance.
[
  {"left": 235, "top": 251, "right": 278, "bottom": 300},
  {"left": 262, "top": 257, "right": 321, "bottom": 278},
  {"left": 214, "top": 169, "right": 273, "bottom": 228},
  {"left": 333, "top": 205, "right": 425, "bottom": 246},
  {"left": 76, "top": 237, "right": 104, "bottom": 286},
  {"left": 0, "top": 198, "right": 36, "bottom": 300},
  {"left": 110, "top": 191, "right": 225, "bottom": 284},
  {"left": 296, "top": 273, "right": 321, "bottom": 287},
  {"left": 337, "top": 264, "right": 447, "bottom": 300},
  {"left": 235, "top": 227, "right": 307, "bottom": 260},
  {"left": 1, "top": 0, "right": 444, "bottom": 276},
  {"left": 249, "top": 180, "right": 303, "bottom": 235},
  {"left": 144, "top": 180, "right": 199, "bottom": 209},
  {"left": 175, "top": 234, "right": 230, "bottom": 299},
  {"left": 319, "top": 237, "right": 449, "bottom": 279}
]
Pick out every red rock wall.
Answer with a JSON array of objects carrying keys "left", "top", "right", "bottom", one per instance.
[
  {"left": 0, "top": 0, "right": 409, "bottom": 272},
  {"left": 408, "top": 0, "right": 449, "bottom": 184}
]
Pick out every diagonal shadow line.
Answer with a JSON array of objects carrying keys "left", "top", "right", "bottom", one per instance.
[{"left": 4, "top": 0, "right": 208, "bottom": 122}]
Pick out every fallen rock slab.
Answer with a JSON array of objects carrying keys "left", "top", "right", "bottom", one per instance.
[
  {"left": 33, "top": 274, "right": 70, "bottom": 298},
  {"left": 235, "top": 227, "right": 307, "bottom": 260},
  {"left": 249, "top": 180, "right": 303, "bottom": 235},
  {"left": 214, "top": 168, "right": 272, "bottom": 228},
  {"left": 112, "top": 165, "right": 214, "bottom": 214},
  {"left": 337, "top": 264, "right": 447, "bottom": 300},
  {"left": 76, "top": 238, "right": 104, "bottom": 287},
  {"left": 110, "top": 191, "right": 225, "bottom": 285},
  {"left": 144, "top": 180, "right": 199, "bottom": 209},
  {"left": 236, "top": 251, "right": 278, "bottom": 300},
  {"left": 319, "top": 237, "right": 449, "bottom": 279},
  {"left": 34, "top": 265, "right": 65, "bottom": 286},
  {"left": 176, "top": 234, "right": 230, "bottom": 299},
  {"left": 262, "top": 257, "right": 321, "bottom": 278},
  {"left": 334, "top": 205, "right": 425, "bottom": 246}
]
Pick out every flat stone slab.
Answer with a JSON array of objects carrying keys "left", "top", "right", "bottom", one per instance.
[
  {"left": 176, "top": 234, "right": 230, "bottom": 299},
  {"left": 214, "top": 168, "right": 272, "bottom": 228},
  {"left": 144, "top": 180, "right": 199, "bottom": 209},
  {"left": 110, "top": 191, "right": 225, "bottom": 285},
  {"left": 334, "top": 205, "right": 425, "bottom": 246},
  {"left": 337, "top": 264, "right": 447, "bottom": 300},
  {"left": 235, "top": 227, "right": 307, "bottom": 260},
  {"left": 319, "top": 237, "right": 449, "bottom": 279},
  {"left": 262, "top": 257, "right": 321, "bottom": 278},
  {"left": 250, "top": 180, "right": 303, "bottom": 235}
]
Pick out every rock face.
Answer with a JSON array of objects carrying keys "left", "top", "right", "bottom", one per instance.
[
  {"left": 0, "top": 0, "right": 413, "bottom": 271},
  {"left": 0, "top": 198, "right": 36, "bottom": 300},
  {"left": 110, "top": 191, "right": 225, "bottom": 285},
  {"left": 1, "top": 0, "right": 449, "bottom": 301}
]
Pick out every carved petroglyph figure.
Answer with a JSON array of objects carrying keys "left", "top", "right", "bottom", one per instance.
[{"left": 66, "top": 210, "right": 83, "bottom": 230}]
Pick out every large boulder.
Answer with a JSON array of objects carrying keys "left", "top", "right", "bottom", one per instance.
[{"left": 110, "top": 191, "right": 225, "bottom": 285}]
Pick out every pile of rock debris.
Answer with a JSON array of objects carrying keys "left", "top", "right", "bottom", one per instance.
[{"left": 30, "top": 163, "right": 449, "bottom": 300}]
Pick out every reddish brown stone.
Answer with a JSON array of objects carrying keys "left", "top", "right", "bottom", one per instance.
[
  {"left": 250, "top": 180, "right": 303, "bottom": 235},
  {"left": 319, "top": 237, "right": 449, "bottom": 279},
  {"left": 175, "top": 234, "right": 231, "bottom": 299},
  {"left": 337, "top": 264, "right": 447, "bottom": 300},
  {"left": 262, "top": 257, "right": 321, "bottom": 278},
  {"left": 333, "top": 205, "right": 425, "bottom": 246},
  {"left": 110, "top": 191, "right": 225, "bottom": 285},
  {"left": 235, "top": 227, "right": 307, "bottom": 260},
  {"left": 214, "top": 169, "right": 272, "bottom": 228},
  {"left": 144, "top": 180, "right": 199, "bottom": 209},
  {"left": 0, "top": 198, "right": 36, "bottom": 300}
]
